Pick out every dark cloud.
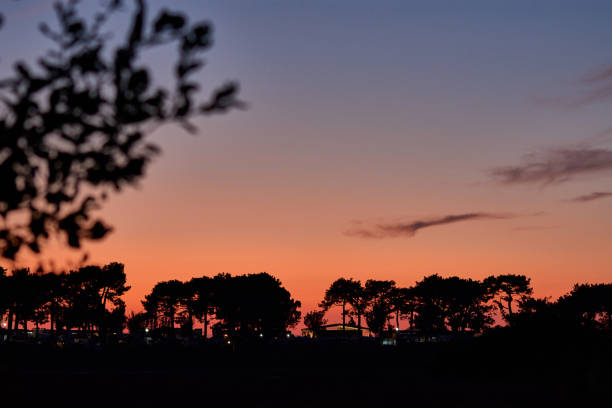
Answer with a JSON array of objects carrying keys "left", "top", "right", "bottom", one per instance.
[
  {"left": 346, "top": 213, "right": 513, "bottom": 239},
  {"left": 570, "top": 191, "right": 612, "bottom": 203},
  {"left": 491, "top": 148, "right": 612, "bottom": 184}
]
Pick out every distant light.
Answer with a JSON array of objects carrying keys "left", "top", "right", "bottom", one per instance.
[
  {"left": 395, "top": 327, "right": 399, "bottom": 332},
  {"left": 1, "top": 322, "right": 6, "bottom": 328},
  {"left": 286, "top": 333, "right": 290, "bottom": 338},
  {"left": 145, "top": 328, "right": 150, "bottom": 333},
  {"left": 259, "top": 333, "right": 264, "bottom": 338},
  {"left": 227, "top": 340, "right": 231, "bottom": 345}
]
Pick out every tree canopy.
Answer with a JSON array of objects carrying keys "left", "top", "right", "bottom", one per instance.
[
  {"left": 0, "top": 262, "right": 130, "bottom": 337},
  {"left": 319, "top": 278, "right": 361, "bottom": 330},
  {"left": 141, "top": 272, "right": 301, "bottom": 340}
]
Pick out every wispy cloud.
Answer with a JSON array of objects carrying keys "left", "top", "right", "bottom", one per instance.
[
  {"left": 540, "top": 64, "right": 612, "bottom": 107},
  {"left": 584, "top": 65, "right": 612, "bottom": 84},
  {"left": 512, "top": 225, "right": 558, "bottom": 232},
  {"left": 575, "top": 64, "right": 612, "bottom": 105},
  {"left": 570, "top": 87, "right": 612, "bottom": 107},
  {"left": 345, "top": 213, "right": 513, "bottom": 239},
  {"left": 491, "top": 148, "right": 612, "bottom": 185},
  {"left": 569, "top": 191, "right": 612, "bottom": 203},
  {"left": 533, "top": 63, "right": 612, "bottom": 108}
]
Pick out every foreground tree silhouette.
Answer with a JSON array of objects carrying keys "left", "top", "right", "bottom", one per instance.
[
  {"left": 59, "top": 263, "right": 129, "bottom": 333},
  {"left": 145, "top": 280, "right": 187, "bottom": 337},
  {"left": 0, "top": 267, "right": 7, "bottom": 329},
  {"left": 0, "top": 262, "right": 129, "bottom": 338},
  {"left": 389, "top": 287, "right": 414, "bottom": 331},
  {"left": 443, "top": 277, "right": 493, "bottom": 332},
  {"left": 410, "top": 275, "right": 495, "bottom": 333},
  {"left": 320, "top": 278, "right": 361, "bottom": 330},
  {"left": 363, "top": 279, "right": 396, "bottom": 336},
  {"left": 0, "top": 0, "right": 242, "bottom": 259},
  {"left": 126, "top": 311, "right": 149, "bottom": 335},
  {"left": 141, "top": 292, "right": 160, "bottom": 331},
  {"left": 140, "top": 273, "right": 300, "bottom": 341},
  {"left": 510, "top": 297, "right": 559, "bottom": 332},
  {"left": 188, "top": 276, "right": 216, "bottom": 338},
  {"left": 558, "top": 283, "right": 612, "bottom": 329},
  {"left": 485, "top": 274, "right": 533, "bottom": 324},
  {"left": 412, "top": 275, "right": 452, "bottom": 333},
  {"left": 347, "top": 281, "right": 369, "bottom": 331},
  {"left": 85, "top": 263, "right": 130, "bottom": 335},
  {"left": 43, "top": 271, "right": 66, "bottom": 332},
  {"left": 303, "top": 310, "right": 327, "bottom": 338},
  {"left": 4, "top": 268, "right": 33, "bottom": 334},
  {"left": 213, "top": 273, "right": 301, "bottom": 340}
]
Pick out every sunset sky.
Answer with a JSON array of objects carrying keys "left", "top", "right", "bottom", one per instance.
[{"left": 2, "top": 0, "right": 612, "bottom": 321}]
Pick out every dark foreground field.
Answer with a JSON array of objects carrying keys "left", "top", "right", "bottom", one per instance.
[{"left": 1, "top": 332, "right": 611, "bottom": 407}]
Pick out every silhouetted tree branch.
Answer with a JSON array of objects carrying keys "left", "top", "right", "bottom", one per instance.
[{"left": 0, "top": 0, "right": 243, "bottom": 259}]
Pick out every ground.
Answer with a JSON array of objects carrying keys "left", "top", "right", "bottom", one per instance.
[{"left": 1, "top": 335, "right": 610, "bottom": 407}]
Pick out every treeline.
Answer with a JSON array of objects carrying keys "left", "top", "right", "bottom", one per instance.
[
  {"left": 133, "top": 273, "right": 301, "bottom": 340},
  {"left": 2, "top": 264, "right": 611, "bottom": 342},
  {"left": 0, "top": 263, "right": 129, "bottom": 337},
  {"left": 0, "top": 265, "right": 302, "bottom": 342},
  {"left": 304, "top": 274, "right": 612, "bottom": 337}
]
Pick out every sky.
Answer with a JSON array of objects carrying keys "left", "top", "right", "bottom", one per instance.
[{"left": 2, "top": 0, "right": 612, "bottom": 322}]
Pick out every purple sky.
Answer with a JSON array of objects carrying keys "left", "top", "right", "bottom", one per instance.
[{"left": 2, "top": 0, "right": 612, "bottom": 315}]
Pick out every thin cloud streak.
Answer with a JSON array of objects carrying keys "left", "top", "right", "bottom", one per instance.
[
  {"left": 346, "top": 213, "right": 514, "bottom": 239},
  {"left": 534, "top": 64, "right": 612, "bottom": 108},
  {"left": 491, "top": 148, "right": 612, "bottom": 184},
  {"left": 570, "top": 191, "right": 612, "bottom": 203},
  {"left": 568, "top": 64, "right": 612, "bottom": 107},
  {"left": 512, "top": 226, "right": 559, "bottom": 231},
  {"left": 583, "top": 65, "right": 612, "bottom": 84}
]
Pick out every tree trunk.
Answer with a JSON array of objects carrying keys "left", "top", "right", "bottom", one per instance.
[
  {"left": 203, "top": 312, "right": 208, "bottom": 339},
  {"left": 102, "top": 288, "right": 108, "bottom": 310},
  {"left": 7, "top": 309, "right": 14, "bottom": 339},
  {"left": 507, "top": 297, "right": 513, "bottom": 317},
  {"left": 170, "top": 310, "right": 175, "bottom": 337},
  {"left": 395, "top": 310, "right": 400, "bottom": 331},
  {"left": 342, "top": 302, "right": 346, "bottom": 330}
]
